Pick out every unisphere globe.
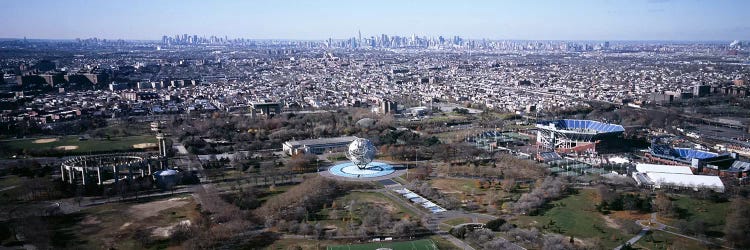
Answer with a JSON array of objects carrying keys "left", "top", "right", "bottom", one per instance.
[{"left": 346, "top": 138, "right": 376, "bottom": 170}]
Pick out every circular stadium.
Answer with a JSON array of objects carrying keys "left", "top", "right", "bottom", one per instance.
[
  {"left": 535, "top": 119, "right": 625, "bottom": 154},
  {"left": 60, "top": 153, "right": 153, "bottom": 185}
]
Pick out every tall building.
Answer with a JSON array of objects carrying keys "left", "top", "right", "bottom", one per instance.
[{"left": 380, "top": 99, "right": 398, "bottom": 114}]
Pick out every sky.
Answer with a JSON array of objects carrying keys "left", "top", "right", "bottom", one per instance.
[{"left": 0, "top": 0, "right": 748, "bottom": 41}]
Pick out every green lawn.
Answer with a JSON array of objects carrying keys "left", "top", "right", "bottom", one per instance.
[
  {"left": 327, "top": 239, "right": 438, "bottom": 250},
  {"left": 671, "top": 196, "right": 729, "bottom": 233},
  {"left": 0, "top": 135, "right": 157, "bottom": 157},
  {"left": 322, "top": 191, "right": 417, "bottom": 218},
  {"left": 0, "top": 175, "right": 27, "bottom": 200},
  {"left": 0, "top": 175, "right": 23, "bottom": 189},
  {"left": 513, "top": 189, "right": 633, "bottom": 249},
  {"left": 428, "top": 235, "right": 460, "bottom": 250}
]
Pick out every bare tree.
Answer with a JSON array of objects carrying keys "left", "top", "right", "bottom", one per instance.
[
  {"left": 653, "top": 192, "right": 675, "bottom": 218},
  {"left": 724, "top": 199, "right": 750, "bottom": 248}
]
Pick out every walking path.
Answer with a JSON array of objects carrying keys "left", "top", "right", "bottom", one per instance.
[
  {"left": 616, "top": 212, "right": 725, "bottom": 250},
  {"left": 379, "top": 181, "right": 527, "bottom": 250}
]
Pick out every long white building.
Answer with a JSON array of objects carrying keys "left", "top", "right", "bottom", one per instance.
[{"left": 632, "top": 163, "right": 725, "bottom": 193}]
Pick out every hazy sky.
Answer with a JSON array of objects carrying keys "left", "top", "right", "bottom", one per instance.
[{"left": 1, "top": 0, "right": 748, "bottom": 41}]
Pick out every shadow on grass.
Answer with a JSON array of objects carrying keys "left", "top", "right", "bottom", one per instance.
[
  {"left": 704, "top": 230, "right": 724, "bottom": 238},
  {"left": 674, "top": 206, "right": 692, "bottom": 220},
  {"left": 48, "top": 213, "right": 88, "bottom": 247}
]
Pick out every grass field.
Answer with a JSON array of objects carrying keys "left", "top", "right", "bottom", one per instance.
[
  {"left": 443, "top": 217, "right": 472, "bottom": 226},
  {"left": 0, "top": 175, "right": 22, "bottom": 190},
  {"left": 0, "top": 175, "right": 26, "bottom": 200},
  {"left": 431, "top": 178, "right": 478, "bottom": 194},
  {"left": 633, "top": 230, "right": 710, "bottom": 250},
  {"left": 431, "top": 128, "right": 484, "bottom": 143},
  {"left": 0, "top": 135, "right": 157, "bottom": 156},
  {"left": 48, "top": 195, "right": 197, "bottom": 249},
  {"left": 430, "top": 177, "right": 509, "bottom": 212},
  {"left": 327, "top": 239, "right": 438, "bottom": 250},
  {"left": 316, "top": 191, "right": 417, "bottom": 220},
  {"left": 671, "top": 196, "right": 729, "bottom": 234},
  {"left": 512, "top": 189, "right": 633, "bottom": 249}
]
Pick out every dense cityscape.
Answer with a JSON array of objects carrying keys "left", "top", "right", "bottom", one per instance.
[{"left": 2, "top": 1, "right": 750, "bottom": 250}]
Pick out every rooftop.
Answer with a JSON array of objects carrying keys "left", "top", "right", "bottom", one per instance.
[
  {"left": 284, "top": 136, "right": 358, "bottom": 147},
  {"left": 536, "top": 119, "right": 625, "bottom": 134}
]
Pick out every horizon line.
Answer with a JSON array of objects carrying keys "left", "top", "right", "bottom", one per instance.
[{"left": 0, "top": 37, "right": 741, "bottom": 43}]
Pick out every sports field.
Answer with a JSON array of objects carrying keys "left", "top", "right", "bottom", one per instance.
[
  {"left": 327, "top": 239, "right": 438, "bottom": 250},
  {"left": 0, "top": 135, "right": 157, "bottom": 156}
]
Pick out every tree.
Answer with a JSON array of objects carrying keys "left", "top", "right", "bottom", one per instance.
[
  {"left": 485, "top": 218, "right": 507, "bottom": 231},
  {"left": 453, "top": 107, "right": 469, "bottom": 115},
  {"left": 501, "top": 178, "right": 516, "bottom": 192},
  {"left": 595, "top": 184, "right": 615, "bottom": 203},
  {"left": 287, "top": 153, "right": 319, "bottom": 173},
  {"left": 542, "top": 235, "right": 575, "bottom": 250},
  {"left": 392, "top": 219, "right": 418, "bottom": 238},
  {"left": 653, "top": 192, "right": 675, "bottom": 218},
  {"left": 483, "top": 238, "right": 515, "bottom": 249},
  {"left": 724, "top": 199, "right": 750, "bottom": 248}
]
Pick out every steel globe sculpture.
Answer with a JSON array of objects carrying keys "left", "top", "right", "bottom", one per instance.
[{"left": 346, "top": 138, "right": 377, "bottom": 170}]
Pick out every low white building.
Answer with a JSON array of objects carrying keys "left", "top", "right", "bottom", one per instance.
[
  {"left": 282, "top": 136, "right": 358, "bottom": 155},
  {"left": 632, "top": 163, "right": 725, "bottom": 193}
]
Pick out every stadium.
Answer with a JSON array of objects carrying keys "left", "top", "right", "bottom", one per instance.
[
  {"left": 535, "top": 119, "right": 625, "bottom": 154},
  {"left": 60, "top": 153, "right": 160, "bottom": 185},
  {"left": 646, "top": 138, "right": 750, "bottom": 179}
]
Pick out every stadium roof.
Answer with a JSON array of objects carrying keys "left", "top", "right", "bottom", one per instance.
[
  {"left": 727, "top": 161, "right": 750, "bottom": 172},
  {"left": 672, "top": 148, "right": 718, "bottom": 159},
  {"left": 536, "top": 119, "right": 625, "bottom": 134},
  {"left": 650, "top": 143, "right": 724, "bottom": 162},
  {"left": 635, "top": 164, "right": 694, "bottom": 175}
]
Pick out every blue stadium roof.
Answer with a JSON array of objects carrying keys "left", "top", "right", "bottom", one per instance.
[
  {"left": 672, "top": 148, "right": 718, "bottom": 160},
  {"left": 650, "top": 143, "right": 722, "bottom": 163},
  {"left": 536, "top": 119, "right": 625, "bottom": 134}
]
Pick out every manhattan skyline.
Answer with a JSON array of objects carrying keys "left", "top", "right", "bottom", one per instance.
[{"left": 0, "top": 0, "right": 748, "bottom": 41}]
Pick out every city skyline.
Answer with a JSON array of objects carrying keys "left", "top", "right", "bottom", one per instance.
[{"left": 1, "top": 0, "right": 749, "bottom": 41}]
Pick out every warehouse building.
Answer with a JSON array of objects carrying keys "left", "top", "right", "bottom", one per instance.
[{"left": 632, "top": 164, "right": 725, "bottom": 193}]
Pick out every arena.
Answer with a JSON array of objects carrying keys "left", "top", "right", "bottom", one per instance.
[
  {"left": 536, "top": 119, "right": 625, "bottom": 154},
  {"left": 60, "top": 153, "right": 160, "bottom": 185}
]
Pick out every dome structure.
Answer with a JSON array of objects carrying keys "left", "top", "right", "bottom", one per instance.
[
  {"left": 356, "top": 118, "right": 377, "bottom": 129},
  {"left": 154, "top": 169, "right": 179, "bottom": 189},
  {"left": 346, "top": 138, "right": 376, "bottom": 170}
]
